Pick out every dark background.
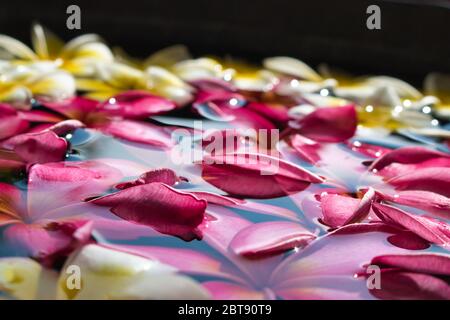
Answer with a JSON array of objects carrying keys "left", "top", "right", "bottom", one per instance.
[{"left": 1, "top": 0, "right": 449, "bottom": 86}]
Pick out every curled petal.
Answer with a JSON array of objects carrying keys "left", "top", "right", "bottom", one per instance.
[
  {"left": 90, "top": 182, "right": 206, "bottom": 241},
  {"left": 46, "top": 119, "right": 85, "bottom": 136},
  {"left": 229, "top": 221, "right": 316, "bottom": 258},
  {"left": 201, "top": 153, "right": 323, "bottom": 199},
  {"left": 41, "top": 96, "right": 98, "bottom": 120},
  {"left": 372, "top": 203, "right": 450, "bottom": 246},
  {"left": 115, "top": 168, "right": 180, "bottom": 189}
]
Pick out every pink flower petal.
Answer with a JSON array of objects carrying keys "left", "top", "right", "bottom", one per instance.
[
  {"left": 319, "top": 188, "right": 375, "bottom": 228},
  {"left": 41, "top": 96, "right": 98, "bottom": 121},
  {"left": 372, "top": 203, "right": 450, "bottom": 246},
  {"left": 0, "top": 104, "right": 29, "bottom": 140},
  {"left": 369, "top": 146, "right": 450, "bottom": 173},
  {"left": 90, "top": 182, "right": 206, "bottom": 241},
  {"left": 347, "top": 141, "right": 392, "bottom": 159},
  {"left": 229, "top": 221, "right": 316, "bottom": 258},
  {"left": 98, "top": 90, "right": 176, "bottom": 119},
  {"left": 115, "top": 168, "right": 181, "bottom": 189},
  {"left": 201, "top": 153, "right": 323, "bottom": 198},
  {"left": 93, "top": 119, "right": 174, "bottom": 148},
  {"left": 27, "top": 161, "right": 124, "bottom": 219},
  {"left": 2, "top": 220, "right": 93, "bottom": 267},
  {"left": 292, "top": 105, "right": 357, "bottom": 143},
  {"left": 2, "top": 131, "right": 67, "bottom": 164},
  {"left": 387, "top": 167, "right": 450, "bottom": 197},
  {"left": 377, "top": 190, "right": 450, "bottom": 219},
  {"left": 18, "top": 109, "right": 64, "bottom": 123},
  {"left": 367, "top": 254, "right": 450, "bottom": 300}
]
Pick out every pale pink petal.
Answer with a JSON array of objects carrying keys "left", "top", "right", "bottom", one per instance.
[
  {"left": 229, "top": 221, "right": 316, "bottom": 258},
  {"left": 203, "top": 281, "right": 267, "bottom": 300}
]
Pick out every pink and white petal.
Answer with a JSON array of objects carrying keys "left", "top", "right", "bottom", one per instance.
[{"left": 115, "top": 168, "right": 180, "bottom": 189}]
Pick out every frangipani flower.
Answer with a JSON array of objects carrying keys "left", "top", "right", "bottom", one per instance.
[
  {"left": 0, "top": 24, "right": 113, "bottom": 77},
  {"left": 57, "top": 244, "right": 209, "bottom": 300},
  {"left": 0, "top": 62, "right": 75, "bottom": 107}
]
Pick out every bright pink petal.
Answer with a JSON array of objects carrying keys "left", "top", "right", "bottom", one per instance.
[
  {"left": 367, "top": 254, "right": 450, "bottom": 300},
  {"left": 229, "top": 221, "right": 316, "bottom": 258},
  {"left": 201, "top": 153, "right": 323, "bottom": 198},
  {"left": 90, "top": 182, "right": 206, "bottom": 241},
  {"left": 18, "top": 109, "right": 64, "bottom": 123},
  {"left": 46, "top": 119, "right": 85, "bottom": 136},
  {"left": 372, "top": 203, "right": 450, "bottom": 246},
  {"left": 2, "top": 131, "right": 67, "bottom": 164},
  {"left": 115, "top": 168, "right": 181, "bottom": 189},
  {"left": 292, "top": 105, "right": 357, "bottom": 143},
  {"left": 41, "top": 96, "right": 98, "bottom": 121},
  {"left": 93, "top": 119, "right": 174, "bottom": 148},
  {"left": 369, "top": 146, "right": 450, "bottom": 173},
  {"left": 0, "top": 104, "right": 29, "bottom": 140},
  {"left": 98, "top": 90, "right": 176, "bottom": 119}
]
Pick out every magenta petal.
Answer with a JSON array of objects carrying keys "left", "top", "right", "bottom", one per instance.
[
  {"left": 94, "top": 119, "right": 174, "bottom": 148},
  {"left": 387, "top": 167, "right": 450, "bottom": 197},
  {"left": 203, "top": 281, "right": 267, "bottom": 300},
  {"left": 115, "top": 168, "right": 180, "bottom": 189},
  {"left": 369, "top": 146, "right": 450, "bottom": 173},
  {"left": 229, "top": 221, "right": 316, "bottom": 258},
  {"left": 91, "top": 182, "right": 206, "bottom": 240},
  {"left": 369, "top": 271, "right": 450, "bottom": 300},
  {"left": 41, "top": 96, "right": 98, "bottom": 120},
  {"left": 18, "top": 110, "right": 64, "bottom": 123},
  {"left": 387, "top": 232, "right": 431, "bottom": 250},
  {"left": 0, "top": 104, "right": 29, "bottom": 140},
  {"left": 320, "top": 194, "right": 360, "bottom": 228},
  {"left": 368, "top": 254, "right": 450, "bottom": 300},
  {"left": 201, "top": 153, "right": 323, "bottom": 199},
  {"left": 98, "top": 90, "right": 176, "bottom": 119},
  {"left": 372, "top": 203, "right": 450, "bottom": 246},
  {"left": 2, "top": 131, "right": 67, "bottom": 164},
  {"left": 294, "top": 105, "right": 357, "bottom": 143}
]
